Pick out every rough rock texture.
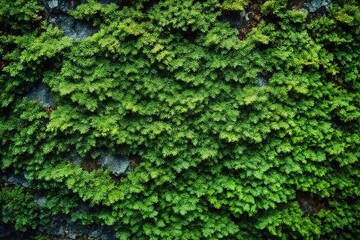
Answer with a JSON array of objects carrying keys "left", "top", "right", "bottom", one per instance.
[
  {"left": 34, "top": 196, "right": 47, "bottom": 207},
  {"left": 47, "top": 0, "right": 61, "bottom": 10},
  {"left": 49, "top": 14, "right": 98, "bottom": 40},
  {"left": 42, "top": 0, "right": 97, "bottom": 40},
  {"left": 305, "top": 0, "right": 331, "bottom": 13},
  {"left": 41, "top": 215, "right": 116, "bottom": 240},
  {"left": 257, "top": 74, "right": 268, "bottom": 87},
  {"left": 68, "top": 152, "right": 83, "bottom": 166},
  {"left": 2, "top": 172, "right": 30, "bottom": 188},
  {"left": 98, "top": 151, "right": 131, "bottom": 176},
  {"left": 26, "top": 83, "right": 55, "bottom": 108},
  {"left": 42, "top": 0, "right": 73, "bottom": 13}
]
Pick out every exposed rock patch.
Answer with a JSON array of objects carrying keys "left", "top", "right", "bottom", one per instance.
[
  {"left": 305, "top": 0, "right": 331, "bottom": 13},
  {"left": 98, "top": 151, "right": 131, "bottom": 176},
  {"left": 26, "top": 83, "right": 55, "bottom": 108},
  {"left": 68, "top": 151, "right": 132, "bottom": 176},
  {"left": 257, "top": 73, "right": 269, "bottom": 87},
  {"left": 40, "top": 0, "right": 98, "bottom": 40},
  {"left": 39, "top": 215, "right": 116, "bottom": 240},
  {"left": 41, "top": 0, "right": 120, "bottom": 40},
  {"left": 68, "top": 152, "right": 83, "bottom": 166},
  {"left": 2, "top": 172, "right": 30, "bottom": 188},
  {"left": 48, "top": 14, "right": 98, "bottom": 40},
  {"left": 41, "top": 0, "right": 76, "bottom": 13},
  {"left": 34, "top": 195, "right": 47, "bottom": 207}
]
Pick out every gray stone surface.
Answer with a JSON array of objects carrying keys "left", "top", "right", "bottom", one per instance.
[
  {"left": 43, "top": 0, "right": 98, "bottom": 40},
  {"left": 257, "top": 74, "right": 268, "bottom": 87},
  {"left": 47, "top": 0, "right": 59, "bottom": 9},
  {"left": 34, "top": 196, "right": 47, "bottom": 207},
  {"left": 2, "top": 172, "right": 30, "bottom": 188},
  {"left": 42, "top": 0, "right": 120, "bottom": 40},
  {"left": 26, "top": 83, "right": 55, "bottom": 108},
  {"left": 68, "top": 152, "right": 83, "bottom": 166},
  {"left": 48, "top": 14, "right": 97, "bottom": 40},
  {"left": 305, "top": 0, "right": 331, "bottom": 13},
  {"left": 43, "top": 215, "right": 116, "bottom": 240},
  {"left": 98, "top": 151, "right": 131, "bottom": 176},
  {"left": 43, "top": 0, "right": 73, "bottom": 12}
]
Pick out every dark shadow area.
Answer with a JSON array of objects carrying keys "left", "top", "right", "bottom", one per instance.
[{"left": 296, "top": 191, "right": 327, "bottom": 216}]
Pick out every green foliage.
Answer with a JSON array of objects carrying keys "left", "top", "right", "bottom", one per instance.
[
  {"left": 69, "top": 0, "right": 120, "bottom": 25},
  {"left": 261, "top": 0, "right": 287, "bottom": 15},
  {"left": 256, "top": 202, "right": 322, "bottom": 239},
  {"left": 148, "top": 0, "right": 220, "bottom": 32},
  {"left": 0, "top": 0, "right": 43, "bottom": 33},
  {"left": 1, "top": 0, "right": 359, "bottom": 239},
  {"left": 0, "top": 187, "right": 41, "bottom": 231},
  {"left": 222, "top": 0, "right": 248, "bottom": 11}
]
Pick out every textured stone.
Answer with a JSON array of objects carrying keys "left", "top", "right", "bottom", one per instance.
[
  {"left": 3, "top": 173, "right": 30, "bottom": 188},
  {"left": 49, "top": 14, "right": 97, "bottom": 40},
  {"left": 43, "top": 0, "right": 120, "bottom": 40},
  {"left": 257, "top": 74, "right": 268, "bottom": 87},
  {"left": 34, "top": 196, "right": 47, "bottom": 207},
  {"left": 47, "top": 0, "right": 59, "bottom": 9},
  {"left": 68, "top": 152, "right": 83, "bottom": 166},
  {"left": 26, "top": 83, "right": 55, "bottom": 108},
  {"left": 305, "top": 0, "right": 331, "bottom": 13},
  {"left": 98, "top": 151, "right": 131, "bottom": 176},
  {"left": 43, "top": 0, "right": 72, "bottom": 12},
  {"left": 43, "top": 215, "right": 116, "bottom": 240},
  {"left": 44, "top": 0, "right": 98, "bottom": 40}
]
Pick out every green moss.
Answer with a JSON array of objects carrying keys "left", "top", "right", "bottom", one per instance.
[
  {"left": 222, "top": 0, "right": 248, "bottom": 11},
  {"left": 1, "top": 0, "right": 359, "bottom": 239}
]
